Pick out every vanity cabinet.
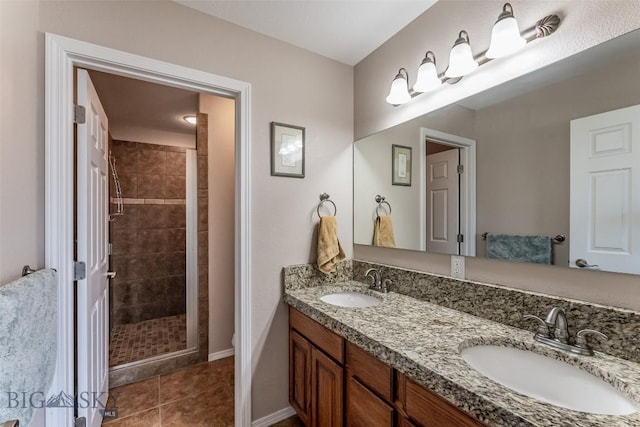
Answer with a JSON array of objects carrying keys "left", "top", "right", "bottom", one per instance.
[
  {"left": 395, "top": 373, "right": 484, "bottom": 427},
  {"left": 290, "top": 308, "right": 344, "bottom": 426},
  {"left": 289, "top": 307, "right": 484, "bottom": 427}
]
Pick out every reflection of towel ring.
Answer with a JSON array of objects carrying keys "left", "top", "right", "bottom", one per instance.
[
  {"left": 375, "top": 194, "right": 392, "bottom": 217},
  {"left": 317, "top": 192, "right": 337, "bottom": 217}
]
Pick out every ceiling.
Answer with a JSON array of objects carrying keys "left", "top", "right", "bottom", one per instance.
[
  {"left": 88, "top": 2, "right": 437, "bottom": 141},
  {"left": 88, "top": 70, "right": 199, "bottom": 145},
  {"left": 175, "top": 0, "right": 438, "bottom": 66}
]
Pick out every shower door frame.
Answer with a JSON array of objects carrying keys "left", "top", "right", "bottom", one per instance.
[{"left": 45, "top": 33, "right": 252, "bottom": 427}]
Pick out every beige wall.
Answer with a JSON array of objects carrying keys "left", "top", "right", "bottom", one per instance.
[
  {"left": 353, "top": 0, "right": 640, "bottom": 312},
  {"left": 0, "top": 0, "right": 353, "bottom": 419},
  {"left": 199, "top": 94, "right": 236, "bottom": 355},
  {"left": 354, "top": 0, "right": 640, "bottom": 140}
]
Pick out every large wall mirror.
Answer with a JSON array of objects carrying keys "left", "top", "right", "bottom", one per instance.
[{"left": 354, "top": 29, "right": 640, "bottom": 275}]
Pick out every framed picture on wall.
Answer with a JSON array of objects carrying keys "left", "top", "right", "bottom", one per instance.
[
  {"left": 270, "top": 122, "right": 305, "bottom": 178},
  {"left": 392, "top": 144, "right": 412, "bottom": 186}
]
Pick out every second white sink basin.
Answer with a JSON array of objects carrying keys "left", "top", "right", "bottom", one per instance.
[
  {"left": 320, "top": 292, "right": 381, "bottom": 308},
  {"left": 461, "top": 345, "right": 637, "bottom": 415}
]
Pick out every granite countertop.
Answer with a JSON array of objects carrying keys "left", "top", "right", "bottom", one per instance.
[{"left": 284, "top": 281, "right": 640, "bottom": 427}]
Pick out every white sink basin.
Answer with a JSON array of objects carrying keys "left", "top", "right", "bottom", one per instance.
[
  {"left": 461, "top": 345, "right": 637, "bottom": 415},
  {"left": 319, "top": 292, "right": 381, "bottom": 308}
]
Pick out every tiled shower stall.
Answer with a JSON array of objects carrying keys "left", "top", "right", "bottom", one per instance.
[{"left": 108, "top": 140, "right": 188, "bottom": 366}]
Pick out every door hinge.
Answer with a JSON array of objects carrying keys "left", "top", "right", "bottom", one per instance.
[
  {"left": 457, "top": 234, "right": 464, "bottom": 243},
  {"left": 108, "top": 243, "right": 113, "bottom": 256},
  {"left": 74, "top": 105, "right": 86, "bottom": 124},
  {"left": 74, "top": 417, "right": 87, "bottom": 427},
  {"left": 73, "top": 261, "right": 87, "bottom": 281},
  {"left": 457, "top": 164, "right": 464, "bottom": 174}
]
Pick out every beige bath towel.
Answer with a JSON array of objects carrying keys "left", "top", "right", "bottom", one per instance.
[
  {"left": 317, "top": 216, "right": 345, "bottom": 274},
  {"left": 373, "top": 215, "right": 396, "bottom": 248}
]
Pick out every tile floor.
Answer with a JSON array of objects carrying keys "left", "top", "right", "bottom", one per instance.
[
  {"left": 109, "top": 314, "right": 187, "bottom": 366},
  {"left": 102, "top": 357, "right": 233, "bottom": 426}
]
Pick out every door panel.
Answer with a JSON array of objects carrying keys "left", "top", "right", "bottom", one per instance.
[
  {"left": 311, "top": 347, "right": 343, "bottom": 427},
  {"left": 426, "top": 148, "right": 460, "bottom": 254},
  {"left": 570, "top": 104, "right": 640, "bottom": 273},
  {"left": 76, "top": 68, "right": 109, "bottom": 427}
]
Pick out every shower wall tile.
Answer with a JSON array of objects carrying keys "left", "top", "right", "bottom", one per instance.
[
  {"left": 197, "top": 198, "right": 208, "bottom": 231},
  {"left": 165, "top": 176, "right": 186, "bottom": 199},
  {"left": 112, "top": 254, "right": 140, "bottom": 281},
  {"left": 166, "top": 152, "right": 186, "bottom": 176},
  {"left": 112, "top": 229, "right": 138, "bottom": 255},
  {"left": 137, "top": 174, "right": 166, "bottom": 199},
  {"left": 111, "top": 205, "right": 139, "bottom": 231},
  {"left": 139, "top": 149, "right": 166, "bottom": 175},
  {"left": 197, "top": 155, "right": 208, "bottom": 189},
  {"left": 110, "top": 173, "right": 137, "bottom": 199}
]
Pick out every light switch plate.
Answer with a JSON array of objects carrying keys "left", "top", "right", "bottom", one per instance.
[{"left": 451, "top": 255, "right": 465, "bottom": 279}]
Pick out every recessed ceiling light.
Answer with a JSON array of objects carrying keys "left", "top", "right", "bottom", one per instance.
[{"left": 183, "top": 115, "right": 197, "bottom": 125}]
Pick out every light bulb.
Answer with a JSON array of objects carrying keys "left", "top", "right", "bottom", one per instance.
[
  {"left": 413, "top": 51, "right": 442, "bottom": 93},
  {"left": 385, "top": 68, "right": 411, "bottom": 105},
  {"left": 445, "top": 31, "right": 478, "bottom": 78},
  {"left": 486, "top": 3, "right": 526, "bottom": 58}
]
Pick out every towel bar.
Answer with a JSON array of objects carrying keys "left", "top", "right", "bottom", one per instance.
[
  {"left": 316, "top": 192, "right": 337, "bottom": 217},
  {"left": 481, "top": 233, "right": 565, "bottom": 243},
  {"left": 375, "top": 194, "right": 392, "bottom": 216}
]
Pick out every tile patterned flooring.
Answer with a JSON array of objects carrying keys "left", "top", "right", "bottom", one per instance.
[
  {"left": 102, "top": 357, "right": 234, "bottom": 426},
  {"left": 109, "top": 314, "right": 187, "bottom": 366}
]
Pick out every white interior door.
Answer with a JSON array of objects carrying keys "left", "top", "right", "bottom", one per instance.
[
  {"left": 76, "top": 68, "right": 109, "bottom": 427},
  {"left": 570, "top": 104, "right": 640, "bottom": 274},
  {"left": 426, "top": 148, "right": 459, "bottom": 254}
]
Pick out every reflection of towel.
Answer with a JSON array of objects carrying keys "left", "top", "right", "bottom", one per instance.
[
  {"left": 486, "top": 234, "right": 552, "bottom": 264},
  {"left": 373, "top": 215, "right": 396, "bottom": 248},
  {"left": 317, "top": 216, "right": 345, "bottom": 274}
]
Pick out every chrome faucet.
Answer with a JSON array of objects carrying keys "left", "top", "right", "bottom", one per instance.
[
  {"left": 524, "top": 307, "right": 608, "bottom": 356},
  {"left": 364, "top": 268, "right": 392, "bottom": 293}
]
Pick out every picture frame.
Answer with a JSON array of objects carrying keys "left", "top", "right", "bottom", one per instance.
[
  {"left": 392, "top": 144, "right": 412, "bottom": 186},
  {"left": 270, "top": 122, "right": 305, "bottom": 178}
]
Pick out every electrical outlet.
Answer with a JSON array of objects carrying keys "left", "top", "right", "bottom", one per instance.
[{"left": 451, "top": 255, "right": 465, "bottom": 279}]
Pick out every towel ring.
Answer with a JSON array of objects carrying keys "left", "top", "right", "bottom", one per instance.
[
  {"left": 375, "top": 194, "right": 392, "bottom": 217},
  {"left": 317, "top": 192, "right": 337, "bottom": 217}
]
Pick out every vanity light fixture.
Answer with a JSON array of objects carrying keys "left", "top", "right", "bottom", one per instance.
[
  {"left": 385, "top": 3, "right": 560, "bottom": 105},
  {"left": 183, "top": 115, "right": 197, "bottom": 125},
  {"left": 385, "top": 68, "right": 412, "bottom": 105},
  {"left": 445, "top": 31, "right": 479, "bottom": 78},
  {"left": 486, "top": 3, "right": 527, "bottom": 59},
  {"left": 413, "top": 51, "right": 442, "bottom": 93}
]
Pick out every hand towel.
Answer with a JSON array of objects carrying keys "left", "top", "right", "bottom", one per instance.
[
  {"left": 373, "top": 215, "right": 396, "bottom": 248},
  {"left": 486, "top": 234, "right": 552, "bottom": 264},
  {"left": 317, "top": 215, "right": 346, "bottom": 274}
]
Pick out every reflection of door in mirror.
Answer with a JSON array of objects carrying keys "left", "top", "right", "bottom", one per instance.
[
  {"left": 426, "top": 142, "right": 460, "bottom": 255},
  {"left": 570, "top": 104, "right": 640, "bottom": 274}
]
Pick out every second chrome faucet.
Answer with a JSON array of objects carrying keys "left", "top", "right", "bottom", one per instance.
[
  {"left": 364, "top": 268, "right": 392, "bottom": 293},
  {"left": 524, "top": 307, "right": 608, "bottom": 356}
]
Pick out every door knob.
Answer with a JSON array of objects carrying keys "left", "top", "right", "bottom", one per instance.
[
  {"left": 575, "top": 259, "right": 599, "bottom": 269},
  {"left": 107, "top": 271, "right": 117, "bottom": 279}
]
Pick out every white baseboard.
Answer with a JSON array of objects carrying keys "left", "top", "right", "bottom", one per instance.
[
  {"left": 251, "top": 406, "right": 296, "bottom": 427},
  {"left": 208, "top": 348, "right": 234, "bottom": 361}
]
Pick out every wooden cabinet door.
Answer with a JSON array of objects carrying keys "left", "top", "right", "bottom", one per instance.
[
  {"left": 404, "top": 378, "right": 484, "bottom": 427},
  {"left": 346, "top": 376, "right": 393, "bottom": 427},
  {"left": 311, "top": 347, "right": 344, "bottom": 427},
  {"left": 290, "top": 330, "right": 312, "bottom": 425}
]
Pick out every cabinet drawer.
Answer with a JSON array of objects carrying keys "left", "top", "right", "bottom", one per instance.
[
  {"left": 290, "top": 307, "right": 344, "bottom": 363},
  {"left": 403, "top": 376, "right": 484, "bottom": 427},
  {"left": 346, "top": 376, "right": 393, "bottom": 427},
  {"left": 346, "top": 341, "right": 393, "bottom": 401}
]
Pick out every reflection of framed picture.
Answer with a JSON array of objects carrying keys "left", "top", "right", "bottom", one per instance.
[
  {"left": 392, "top": 144, "right": 412, "bottom": 186},
  {"left": 271, "top": 122, "right": 305, "bottom": 178}
]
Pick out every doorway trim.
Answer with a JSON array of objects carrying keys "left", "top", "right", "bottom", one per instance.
[
  {"left": 419, "top": 127, "right": 476, "bottom": 256},
  {"left": 45, "top": 33, "right": 252, "bottom": 426}
]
